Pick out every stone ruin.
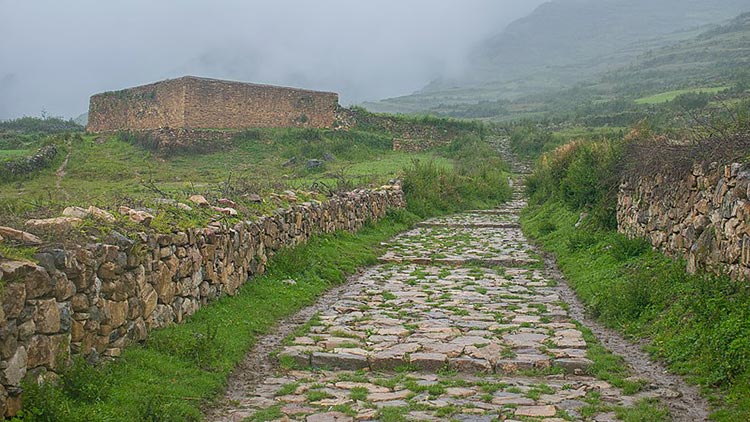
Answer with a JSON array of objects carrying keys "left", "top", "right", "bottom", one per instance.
[{"left": 86, "top": 76, "right": 339, "bottom": 134}]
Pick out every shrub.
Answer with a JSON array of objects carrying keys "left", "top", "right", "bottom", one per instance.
[
  {"left": 527, "top": 139, "right": 623, "bottom": 228},
  {"left": 60, "top": 356, "right": 112, "bottom": 403}
]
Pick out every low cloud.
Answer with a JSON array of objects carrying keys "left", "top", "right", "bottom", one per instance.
[{"left": 0, "top": 0, "right": 543, "bottom": 119}]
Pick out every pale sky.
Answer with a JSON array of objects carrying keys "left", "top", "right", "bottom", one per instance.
[{"left": 0, "top": 0, "right": 544, "bottom": 119}]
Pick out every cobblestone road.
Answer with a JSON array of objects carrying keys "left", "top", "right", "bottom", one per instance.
[{"left": 213, "top": 185, "right": 676, "bottom": 421}]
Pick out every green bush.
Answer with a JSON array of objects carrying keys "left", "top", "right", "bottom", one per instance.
[
  {"left": 526, "top": 139, "right": 623, "bottom": 228},
  {"left": 608, "top": 235, "right": 651, "bottom": 261},
  {"left": 509, "top": 122, "right": 560, "bottom": 159}
]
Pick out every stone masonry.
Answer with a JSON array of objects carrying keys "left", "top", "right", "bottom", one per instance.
[
  {"left": 87, "top": 76, "right": 339, "bottom": 133},
  {"left": 0, "top": 187, "right": 403, "bottom": 417},
  {"left": 212, "top": 183, "right": 676, "bottom": 421},
  {"left": 618, "top": 162, "right": 750, "bottom": 281}
]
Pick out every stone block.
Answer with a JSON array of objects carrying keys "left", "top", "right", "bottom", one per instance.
[{"left": 32, "top": 299, "right": 61, "bottom": 334}]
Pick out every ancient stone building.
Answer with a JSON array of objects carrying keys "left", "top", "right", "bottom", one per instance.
[{"left": 86, "top": 76, "right": 339, "bottom": 133}]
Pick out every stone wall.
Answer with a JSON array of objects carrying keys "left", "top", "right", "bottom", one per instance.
[
  {"left": 0, "top": 187, "right": 404, "bottom": 416},
  {"left": 87, "top": 76, "right": 339, "bottom": 133},
  {"left": 618, "top": 162, "right": 750, "bottom": 280},
  {"left": 87, "top": 78, "right": 186, "bottom": 133},
  {"left": 182, "top": 77, "right": 338, "bottom": 130}
]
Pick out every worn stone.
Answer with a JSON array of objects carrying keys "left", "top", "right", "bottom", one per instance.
[
  {"left": 1, "top": 347, "right": 26, "bottom": 387},
  {"left": 24, "top": 217, "right": 82, "bottom": 235},
  {"left": 0, "top": 227, "right": 43, "bottom": 246},
  {"left": 33, "top": 299, "right": 61, "bottom": 334}
]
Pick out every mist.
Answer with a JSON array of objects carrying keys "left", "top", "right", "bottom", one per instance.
[{"left": 0, "top": 0, "right": 544, "bottom": 120}]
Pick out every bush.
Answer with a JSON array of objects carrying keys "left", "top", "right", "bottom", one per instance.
[
  {"left": 509, "top": 122, "right": 559, "bottom": 159},
  {"left": 402, "top": 136, "right": 512, "bottom": 219},
  {"left": 0, "top": 116, "right": 83, "bottom": 134},
  {"left": 526, "top": 139, "right": 623, "bottom": 228}
]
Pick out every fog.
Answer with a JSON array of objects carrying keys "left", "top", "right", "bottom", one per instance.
[{"left": 0, "top": 0, "right": 544, "bottom": 120}]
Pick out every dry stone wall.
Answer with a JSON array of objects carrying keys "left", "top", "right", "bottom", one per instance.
[
  {"left": 618, "top": 162, "right": 750, "bottom": 280},
  {"left": 0, "top": 187, "right": 404, "bottom": 417}
]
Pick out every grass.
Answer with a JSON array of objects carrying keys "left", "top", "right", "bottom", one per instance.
[
  {"left": 522, "top": 201, "right": 750, "bottom": 421},
  {"left": 634, "top": 86, "right": 730, "bottom": 104},
  {"left": 0, "top": 127, "right": 443, "bottom": 226},
  {"left": 5, "top": 112, "right": 517, "bottom": 420},
  {"left": 0, "top": 149, "right": 32, "bottom": 159},
  {"left": 18, "top": 209, "right": 420, "bottom": 421}
]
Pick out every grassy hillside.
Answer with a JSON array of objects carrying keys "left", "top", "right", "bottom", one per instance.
[
  {"left": 0, "top": 112, "right": 514, "bottom": 260},
  {"left": 366, "top": 3, "right": 750, "bottom": 121}
]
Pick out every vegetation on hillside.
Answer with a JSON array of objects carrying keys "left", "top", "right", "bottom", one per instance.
[
  {"left": 520, "top": 111, "right": 750, "bottom": 420},
  {"left": 0, "top": 116, "right": 83, "bottom": 134},
  {"left": 10, "top": 117, "right": 512, "bottom": 421},
  {"left": 368, "top": 6, "right": 750, "bottom": 129}
]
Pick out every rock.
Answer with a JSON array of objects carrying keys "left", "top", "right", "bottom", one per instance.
[
  {"left": 104, "top": 230, "right": 134, "bottom": 249},
  {"left": 0, "top": 322, "right": 18, "bottom": 359},
  {"left": 555, "top": 358, "right": 593, "bottom": 374},
  {"left": 1, "top": 347, "right": 27, "bottom": 387},
  {"left": 189, "top": 195, "right": 210, "bottom": 207},
  {"left": 119, "top": 207, "right": 154, "bottom": 225},
  {"left": 26, "top": 335, "right": 52, "bottom": 368},
  {"left": 368, "top": 390, "right": 411, "bottom": 402},
  {"left": 212, "top": 206, "right": 238, "bottom": 217},
  {"left": 409, "top": 352, "right": 447, "bottom": 371},
  {"left": 306, "top": 159, "right": 323, "bottom": 169},
  {"left": 218, "top": 198, "right": 238, "bottom": 208},
  {"left": 24, "top": 217, "right": 82, "bottom": 235},
  {"left": 33, "top": 299, "right": 61, "bottom": 334},
  {"left": 311, "top": 352, "right": 368, "bottom": 370},
  {"left": 103, "top": 299, "right": 128, "bottom": 328},
  {"left": 515, "top": 405, "right": 557, "bottom": 418},
  {"left": 245, "top": 194, "right": 263, "bottom": 203},
  {"left": 176, "top": 203, "right": 193, "bottom": 211},
  {"left": 62, "top": 206, "right": 89, "bottom": 219},
  {"left": 0, "top": 261, "right": 54, "bottom": 299},
  {"left": 306, "top": 412, "right": 352, "bottom": 422},
  {"left": 87, "top": 206, "right": 116, "bottom": 223},
  {"left": 0, "top": 226, "right": 43, "bottom": 245},
  {"left": 6, "top": 391, "right": 21, "bottom": 418},
  {"left": 1, "top": 281, "right": 26, "bottom": 319}
]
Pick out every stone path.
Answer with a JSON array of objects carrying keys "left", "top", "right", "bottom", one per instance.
[{"left": 209, "top": 177, "right": 683, "bottom": 421}]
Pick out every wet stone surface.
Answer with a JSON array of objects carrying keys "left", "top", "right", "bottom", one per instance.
[{"left": 214, "top": 195, "right": 673, "bottom": 421}]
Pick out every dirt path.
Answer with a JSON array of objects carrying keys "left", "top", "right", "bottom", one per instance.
[
  {"left": 206, "top": 144, "right": 709, "bottom": 421},
  {"left": 55, "top": 149, "right": 71, "bottom": 190}
]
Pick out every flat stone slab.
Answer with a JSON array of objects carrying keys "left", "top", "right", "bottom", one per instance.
[{"left": 212, "top": 197, "right": 673, "bottom": 421}]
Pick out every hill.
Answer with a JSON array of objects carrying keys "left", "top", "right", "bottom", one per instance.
[{"left": 366, "top": 0, "right": 750, "bottom": 116}]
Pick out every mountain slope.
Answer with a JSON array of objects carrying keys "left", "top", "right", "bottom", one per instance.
[
  {"left": 467, "top": 0, "right": 749, "bottom": 85},
  {"left": 366, "top": 0, "right": 750, "bottom": 115}
]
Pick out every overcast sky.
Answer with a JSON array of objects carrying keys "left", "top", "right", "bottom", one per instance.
[{"left": 0, "top": 0, "right": 544, "bottom": 120}]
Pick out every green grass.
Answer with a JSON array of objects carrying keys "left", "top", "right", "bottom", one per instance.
[
  {"left": 0, "top": 128, "right": 443, "bottom": 226},
  {"left": 0, "top": 149, "right": 32, "bottom": 159},
  {"left": 522, "top": 201, "right": 750, "bottom": 421},
  {"left": 18, "top": 209, "right": 420, "bottom": 421},
  {"left": 635, "top": 86, "right": 729, "bottom": 104}
]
